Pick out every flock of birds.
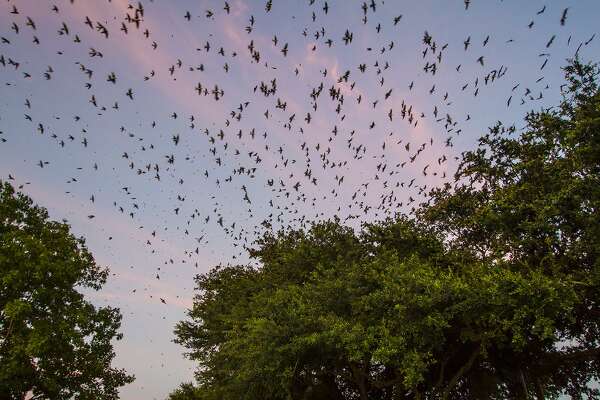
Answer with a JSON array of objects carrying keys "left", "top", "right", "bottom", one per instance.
[
  {"left": 0, "top": 0, "right": 595, "bottom": 298},
  {"left": 0, "top": 0, "right": 596, "bottom": 394}
]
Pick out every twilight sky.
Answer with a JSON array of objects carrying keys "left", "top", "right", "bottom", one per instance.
[{"left": 0, "top": 0, "right": 598, "bottom": 398}]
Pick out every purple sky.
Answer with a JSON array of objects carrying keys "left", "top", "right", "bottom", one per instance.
[{"left": 1, "top": 0, "right": 599, "bottom": 398}]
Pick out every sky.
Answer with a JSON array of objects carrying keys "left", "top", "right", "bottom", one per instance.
[{"left": 0, "top": 0, "right": 598, "bottom": 398}]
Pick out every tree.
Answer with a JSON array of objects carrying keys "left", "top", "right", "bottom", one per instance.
[
  {"left": 171, "top": 60, "right": 600, "bottom": 399},
  {"left": 419, "top": 58, "right": 600, "bottom": 398},
  {"left": 0, "top": 182, "right": 134, "bottom": 399},
  {"left": 167, "top": 383, "right": 203, "bottom": 400}
]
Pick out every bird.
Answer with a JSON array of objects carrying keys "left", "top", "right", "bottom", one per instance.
[{"left": 560, "top": 8, "right": 569, "bottom": 26}]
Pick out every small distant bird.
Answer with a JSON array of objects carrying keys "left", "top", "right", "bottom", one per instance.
[{"left": 560, "top": 8, "right": 569, "bottom": 26}]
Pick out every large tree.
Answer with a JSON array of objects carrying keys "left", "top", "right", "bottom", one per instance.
[
  {"left": 421, "top": 59, "right": 600, "bottom": 399},
  {"left": 171, "top": 60, "right": 600, "bottom": 399},
  {"left": 0, "top": 182, "right": 133, "bottom": 399}
]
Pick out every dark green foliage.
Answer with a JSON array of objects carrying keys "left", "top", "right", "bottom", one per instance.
[
  {"left": 0, "top": 182, "right": 134, "bottom": 399},
  {"left": 171, "top": 60, "right": 600, "bottom": 399}
]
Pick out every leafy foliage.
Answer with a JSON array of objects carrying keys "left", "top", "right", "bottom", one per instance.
[
  {"left": 0, "top": 182, "right": 134, "bottom": 399},
  {"left": 171, "top": 60, "right": 600, "bottom": 399}
]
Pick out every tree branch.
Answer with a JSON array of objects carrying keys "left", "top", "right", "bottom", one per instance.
[
  {"left": 442, "top": 347, "right": 480, "bottom": 400},
  {"left": 535, "top": 378, "right": 545, "bottom": 400},
  {"left": 542, "top": 347, "right": 600, "bottom": 366},
  {"left": 434, "top": 357, "right": 448, "bottom": 392}
]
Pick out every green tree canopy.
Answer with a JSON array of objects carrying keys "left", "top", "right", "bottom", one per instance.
[
  {"left": 0, "top": 182, "right": 133, "bottom": 399},
  {"left": 171, "top": 60, "right": 600, "bottom": 399}
]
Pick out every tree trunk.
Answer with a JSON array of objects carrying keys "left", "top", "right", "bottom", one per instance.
[{"left": 350, "top": 362, "right": 370, "bottom": 400}]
